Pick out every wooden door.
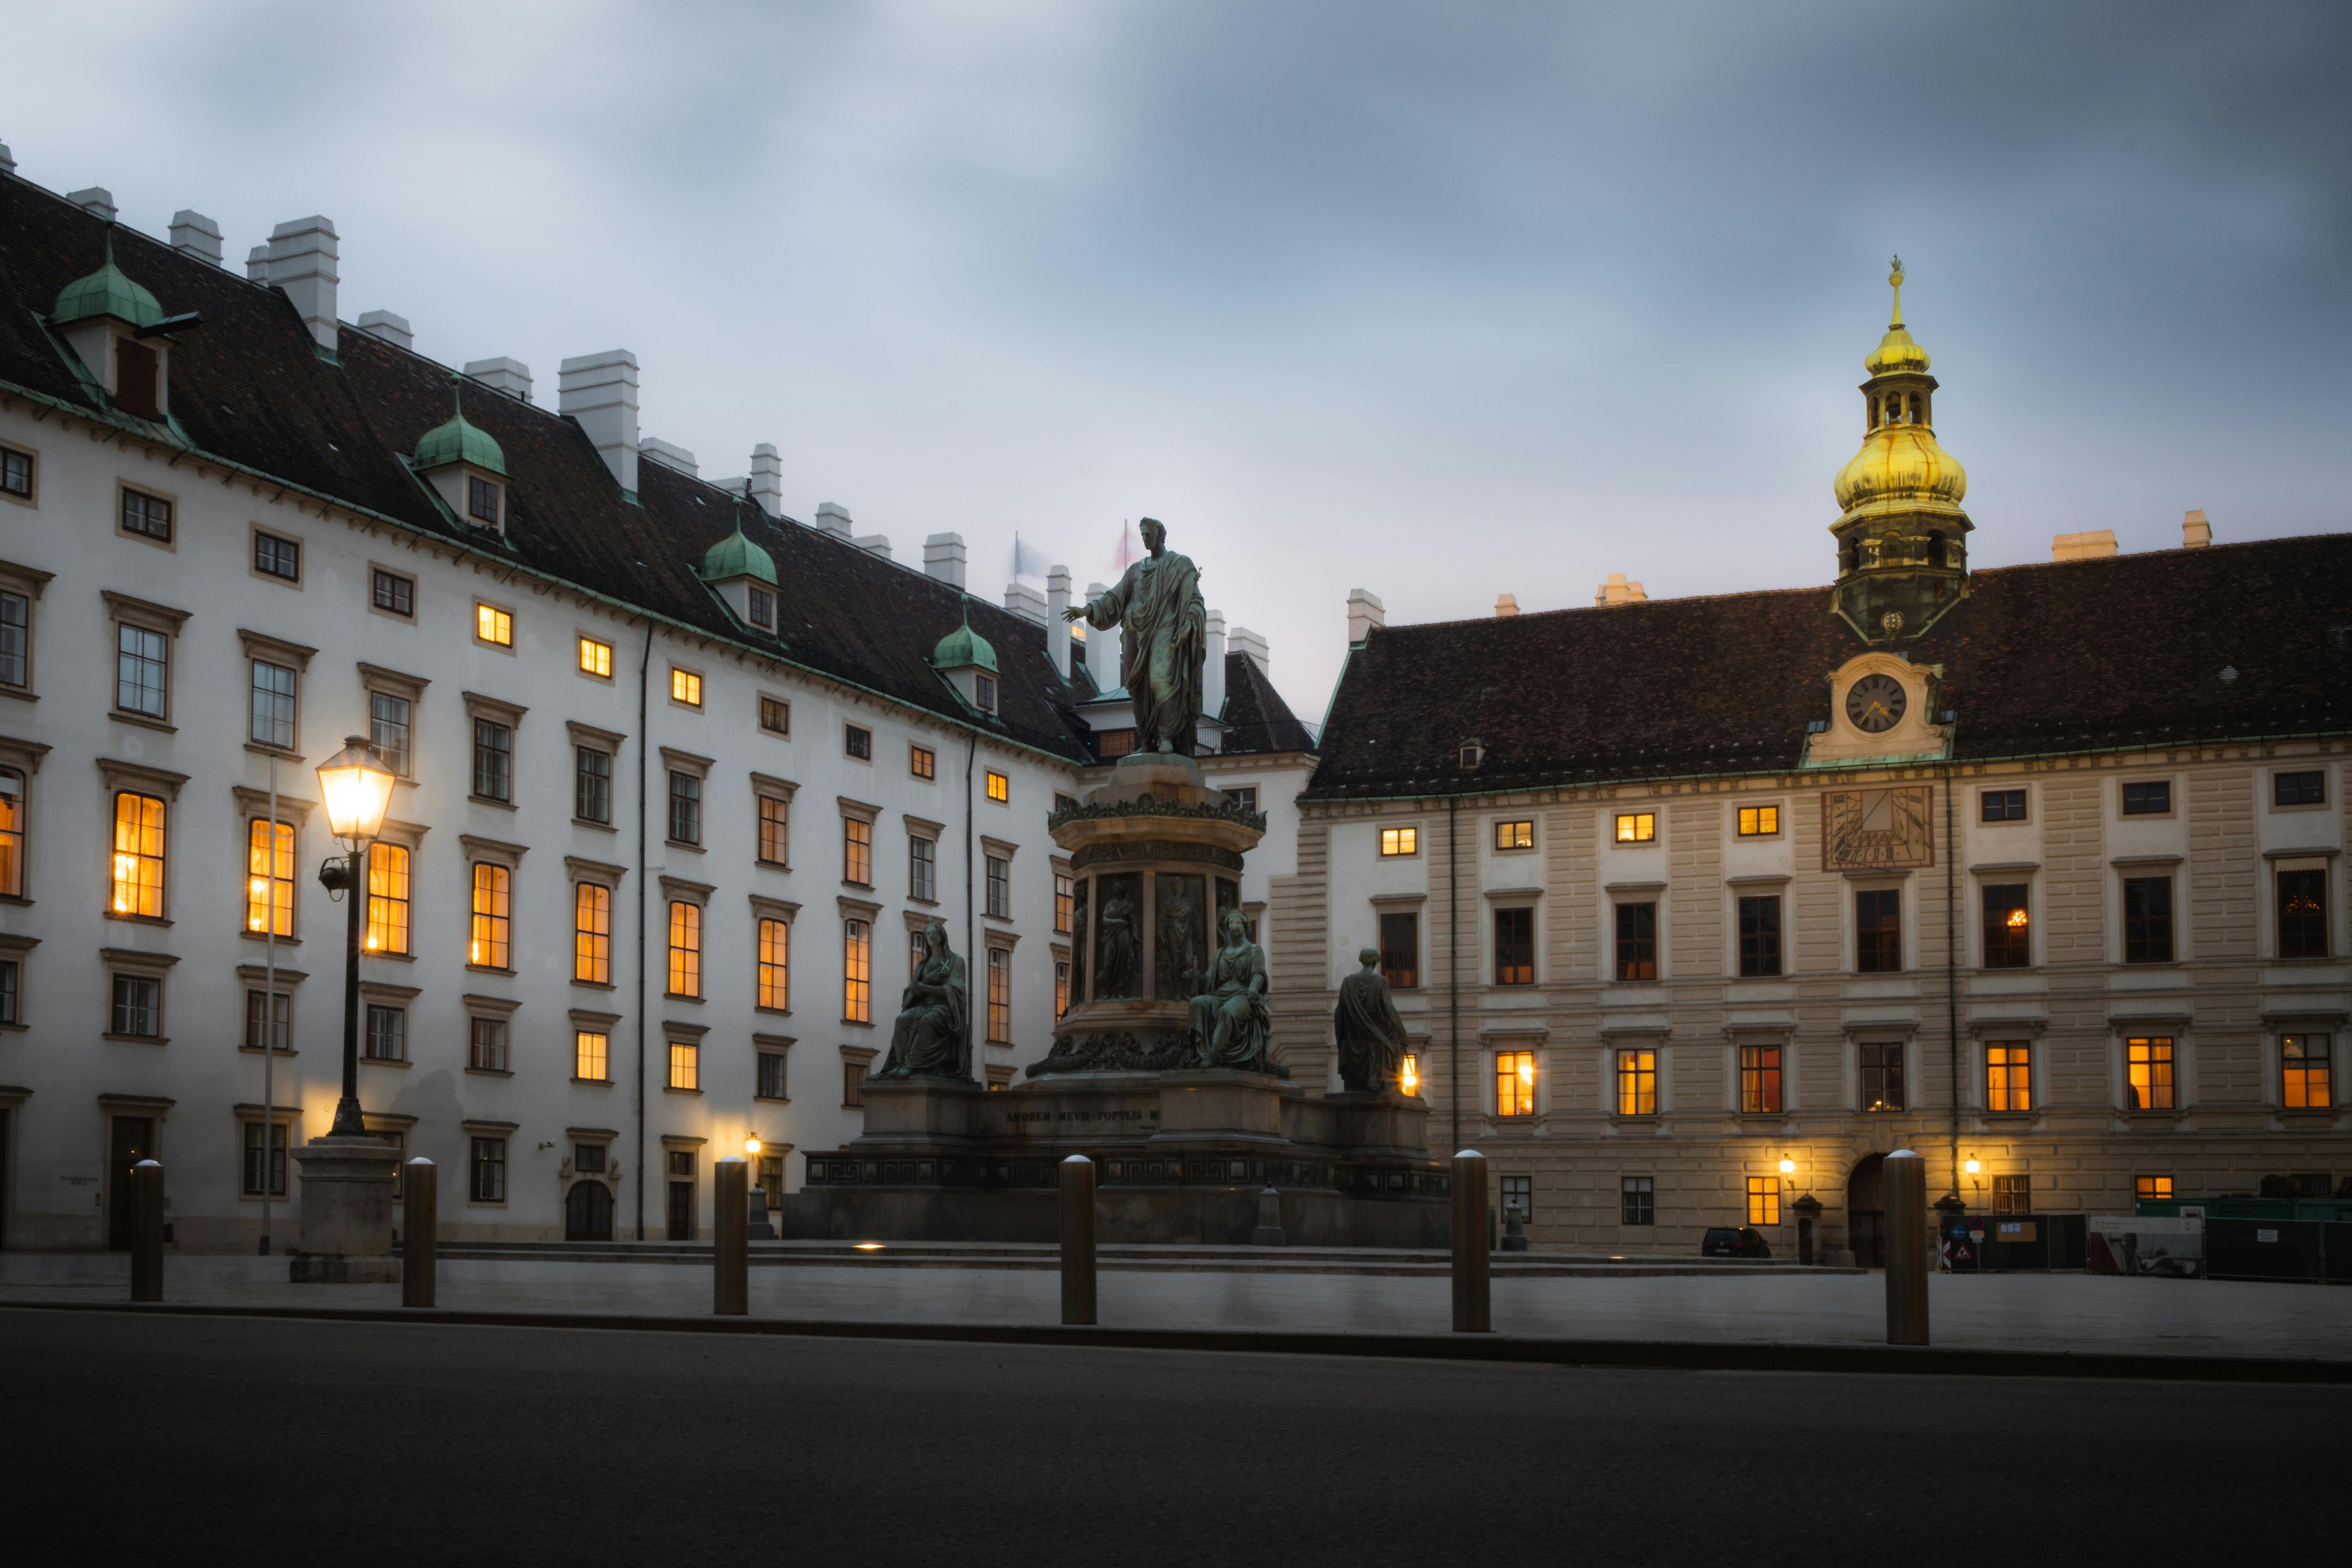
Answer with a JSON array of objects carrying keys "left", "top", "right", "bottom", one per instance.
[{"left": 107, "top": 1116, "right": 155, "bottom": 1250}]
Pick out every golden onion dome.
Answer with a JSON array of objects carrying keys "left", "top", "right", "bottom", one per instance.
[
  {"left": 1863, "top": 256, "right": 1931, "bottom": 375},
  {"left": 1834, "top": 423, "right": 1968, "bottom": 521}
]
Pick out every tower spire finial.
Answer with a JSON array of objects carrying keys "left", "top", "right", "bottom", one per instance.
[{"left": 1888, "top": 255, "right": 1905, "bottom": 328}]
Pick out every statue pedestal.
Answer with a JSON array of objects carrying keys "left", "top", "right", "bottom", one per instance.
[{"left": 288, "top": 1134, "right": 400, "bottom": 1283}]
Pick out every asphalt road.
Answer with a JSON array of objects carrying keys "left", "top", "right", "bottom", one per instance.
[{"left": 7, "top": 1309, "right": 2342, "bottom": 1567}]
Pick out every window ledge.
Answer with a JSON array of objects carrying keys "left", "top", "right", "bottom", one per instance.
[
  {"left": 841, "top": 1018, "right": 874, "bottom": 1029},
  {"left": 361, "top": 1056, "right": 411, "bottom": 1068},
  {"left": 102, "top": 1033, "right": 168, "bottom": 1045},
  {"left": 465, "top": 1067, "right": 514, "bottom": 1078},
  {"left": 572, "top": 817, "right": 617, "bottom": 833},
  {"left": 664, "top": 1086, "right": 705, "bottom": 1096},
  {"left": 465, "top": 964, "right": 516, "bottom": 977},
  {"left": 756, "top": 858, "right": 791, "bottom": 873},
  {"left": 0, "top": 894, "right": 32, "bottom": 908},
  {"left": 110, "top": 710, "right": 177, "bottom": 734},
  {"left": 2119, "top": 1109, "right": 2182, "bottom": 1125},
  {"left": 571, "top": 1076, "right": 614, "bottom": 1087},
  {"left": 467, "top": 794, "right": 517, "bottom": 812},
  {"left": 664, "top": 992, "right": 704, "bottom": 1005},
  {"left": 754, "top": 1093, "right": 791, "bottom": 1104},
  {"left": 244, "top": 742, "right": 304, "bottom": 764},
  {"left": 0, "top": 687, "right": 36, "bottom": 704},
  {"left": 666, "top": 839, "right": 706, "bottom": 855},
  {"left": 104, "top": 912, "right": 174, "bottom": 928},
  {"left": 0, "top": 1021, "right": 26, "bottom": 1033},
  {"left": 1610, "top": 1114, "right": 1661, "bottom": 1129},
  {"left": 1980, "top": 1111, "right": 2038, "bottom": 1125},
  {"left": 364, "top": 950, "right": 417, "bottom": 963},
  {"left": 842, "top": 881, "right": 874, "bottom": 893},
  {"left": 755, "top": 1005, "right": 791, "bottom": 1018},
  {"left": 237, "top": 1044, "right": 299, "bottom": 1057},
  {"left": 239, "top": 931, "right": 301, "bottom": 947},
  {"left": 908, "top": 896, "right": 939, "bottom": 908}
]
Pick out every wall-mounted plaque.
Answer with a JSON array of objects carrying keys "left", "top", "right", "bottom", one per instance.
[{"left": 1822, "top": 786, "right": 1935, "bottom": 871}]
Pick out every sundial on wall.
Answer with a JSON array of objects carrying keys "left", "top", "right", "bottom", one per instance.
[{"left": 1822, "top": 786, "right": 1935, "bottom": 871}]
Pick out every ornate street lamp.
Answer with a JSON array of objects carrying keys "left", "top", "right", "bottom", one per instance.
[{"left": 315, "top": 737, "right": 395, "bottom": 1139}]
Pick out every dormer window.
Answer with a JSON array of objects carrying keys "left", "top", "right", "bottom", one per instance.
[
  {"left": 975, "top": 673, "right": 997, "bottom": 713},
  {"left": 1459, "top": 740, "right": 1485, "bottom": 770},
  {"left": 748, "top": 586, "right": 774, "bottom": 630},
  {"left": 412, "top": 380, "right": 510, "bottom": 537},
  {"left": 467, "top": 476, "right": 501, "bottom": 526},
  {"left": 115, "top": 338, "right": 161, "bottom": 420}
]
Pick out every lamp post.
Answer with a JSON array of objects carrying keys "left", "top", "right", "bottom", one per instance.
[{"left": 315, "top": 737, "right": 395, "bottom": 1139}]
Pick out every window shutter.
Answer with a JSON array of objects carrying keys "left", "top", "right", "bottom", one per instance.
[{"left": 115, "top": 338, "right": 161, "bottom": 420}]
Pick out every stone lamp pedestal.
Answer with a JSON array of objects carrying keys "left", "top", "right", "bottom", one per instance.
[{"left": 289, "top": 1134, "right": 401, "bottom": 1282}]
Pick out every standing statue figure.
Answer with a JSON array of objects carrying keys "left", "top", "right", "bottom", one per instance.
[
  {"left": 1063, "top": 517, "right": 1206, "bottom": 756},
  {"left": 876, "top": 919, "right": 971, "bottom": 1080},
  {"left": 1190, "top": 908, "right": 1273, "bottom": 1072},
  {"left": 1334, "top": 947, "right": 1409, "bottom": 1093}
]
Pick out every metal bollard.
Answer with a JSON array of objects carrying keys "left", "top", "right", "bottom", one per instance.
[
  {"left": 130, "top": 1159, "right": 165, "bottom": 1303},
  {"left": 1451, "top": 1150, "right": 1491, "bottom": 1333},
  {"left": 714, "top": 1157, "right": 749, "bottom": 1316},
  {"left": 1060, "top": 1154, "right": 1097, "bottom": 1326},
  {"left": 1884, "top": 1148, "right": 1929, "bottom": 1346},
  {"left": 402, "top": 1158, "right": 437, "bottom": 1309}
]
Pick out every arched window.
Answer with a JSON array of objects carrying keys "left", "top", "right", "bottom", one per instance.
[
  {"left": 1839, "top": 540, "right": 1859, "bottom": 575},
  {"left": 1926, "top": 530, "right": 1947, "bottom": 568}
]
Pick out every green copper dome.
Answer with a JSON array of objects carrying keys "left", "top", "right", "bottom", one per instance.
[
  {"left": 414, "top": 383, "right": 507, "bottom": 477},
  {"left": 932, "top": 603, "right": 998, "bottom": 675},
  {"left": 53, "top": 229, "right": 163, "bottom": 329},
  {"left": 702, "top": 525, "right": 776, "bottom": 585}
]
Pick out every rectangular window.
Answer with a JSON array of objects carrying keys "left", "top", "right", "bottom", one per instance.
[
  {"left": 757, "top": 1050, "right": 788, "bottom": 1101},
  {"left": 758, "top": 918, "right": 790, "bottom": 1010},
  {"left": 1493, "top": 908, "right": 1534, "bottom": 985},
  {"left": 2278, "top": 869, "right": 2328, "bottom": 959},
  {"left": 2121, "top": 780, "right": 2170, "bottom": 815},
  {"left": 1494, "top": 819, "right": 1534, "bottom": 851},
  {"left": 986, "top": 770, "right": 1009, "bottom": 804},
  {"left": 110, "top": 792, "right": 165, "bottom": 917},
  {"left": 988, "top": 947, "right": 1012, "bottom": 1043},
  {"left": 1860, "top": 1043, "right": 1905, "bottom": 1111},
  {"left": 1855, "top": 889, "right": 1902, "bottom": 972},
  {"left": 909, "top": 927, "right": 926, "bottom": 980},
  {"left": 668, "top": 1041, "right": 699, "bottom": 1091},
  {"left": 1993, "top": 1175, "right": 2031, "bottom": 1216},
  {"left": 1379, "top": 912, "right": 1419, "bottom": 989},
  {"left": 116, "top": 338, "right": 159, "bottom": 418},
  {"left": 1054, "top": 960, "right": 1071, "bottom": 1019},
  {"left": 1737, "top": 896, "right": 1781, "bottom": 977},
  {"left": 254, "top": 531, "right": 300, "bottom": 581},
  {"left": 1981, "top": 883, "right": 2030, "bottom": 968},
  {"left": 578, "top": 636, "right": 612, "bottom": 677},
  {"left": 1986, "top": 1042, "right": 2032, "bottom": 1111},
  {"left": 908, "top": 834, "right": 936, "bottom": 902},
  {"left": 1616, "top": 1048, "right": 1656, "bottom": 1116},
  {"left": 845, "top": 724, "right": 871, "bottom": 760},
  {"left": 2274, "top": 770, "right": 2326, "bottom": 807},
  {"left": 467, "top": 476, "right": 500, "bottom": 525},
  {"left": 468, "top": 1016, "right": 509, "bottom": 1072},
  {"left": 667, "top": 901, "right": 702, "bottom": 997},
  {"left": 986, "top": 855, "right": 1010, "bottom": 919},
  {"left": 844, "top": 1058, "right": 869, "bottom": 1107},
  {"left": 573, "top": 882, "right": 611, "bottom": 984},
  {"left": 0, "top": 446, "right": 30, "bottom": 497},
  {"left": 1054, "top": 873, "right": 1074, "bottom": 934},
  {"left": 1614, "top": 812, "right": 1655, "bottom": 844},
  {"left": 1614, "top": 903, "right": 1656, "bottom": 982},
  {"left": 668, "top": 772, "right": 701, "bottom": 845},
  {"left": 371, "top": 569, "right": 414, "bottom": 617},
  {"left": 242, "top": 1121, "right": 289, "bottom": 1198},
  {"left": 843, "top": 919, "right": 871, "bottom": 1023},
  {"left": 469, "top": 1137, "right": 506, "bottom": 1202},
  {"left": 2135, "top": 1175, "right": 2173, "bottom": 1202},
  {"left": 760, "top": 696, "right": 789, "bottom": 735},
  {"left": 573, "top": 1142, "right": 607, "bottom": 1176},
  {"left": 747, "top": 585, "right": 774, "bottom": 630},
  {"left": 1501, "top": 1175, "right": 1532, "bottom": 1220},
  {"left": 246, "top": 818, "right": 293, "bottom": 936},
  {"left": 670, "top": 667, "right": 702, "bottom": 707},
  {"left": 1620, "top": 1176, "right": 1655, "bottom": 1225},
  {"left": 1739, "top": 1044, "right": 1782, "bottom": 1114},
  {"left": 1747, "top": 1175, "right": 1781, "bottom": 1227},
  {"left": 1495, "top": 1050, "right": 1536, "bottom": 1116},
  {"left": 1737, "top": 806, "right": 1779, "bottom": 837},
  {"left": 365, "top": 1004, "right": 406, "bottom": 1061},
  {"left": 1055, "top": 793, "right": 1079, "bottom": 815},
  {"left": 1094, "top": 729, "right": 1137, "bottom": 760},
  {"left": 0, "top": 589, "right": 26, "bottom": 688},
  {"left": 975, "top": 672, "right": 997, "bottom": 712},
  {"left": 115, "top": 623, "right": 168, "bottom": 717},
  {"left": 910, "top": 744, "right": 935, "bottom": 779},
  {"left": 369, "top": 691, "right": 412, "bottom": 775},
  {"left": 0, "top": 958, "right": 17, "bottom": 1025},
  {"left": 2123, "top": 876, "right": 2174, "bottom": 964},
  {"left": 366, "top": 844, "right": 411, "bottom": 953},
  {"left": 1981, "top": 788, "right": 2027, "bottom": 823},
  {"left": 1379, "top": 827, "right": 1417, "bottom": 857},
  {"left": 111, "top": 973, "right": 161, "bottom": 1037},
  {"left": 471, "top": 720, "right": 511, "bottom": 801},
  {"left": 666, "top": 1152, "right": 696, "bottom": 1238},
  {"left": 1224, "top": 787, "right": 1258, "bottom": 814},
  {"left": 475, "top": 603, "right": 512, "bottom": 647},
  {"left": 121, "top": 488, "right": 172, "bottom": 541},
  {"left": 249, "top": 660, "right": 296, "bottom": 750},
  {"left": 755, "top": 795, "right": 789, "bottom": 866},
  {"left": 468, "top": 864, "right": 511, "bottom": 968},
  {"left": 844, "top": 817, "right": 872, "bottom": 885},
  {"left": 243, "top": 988, "right": 290, "bottom": 1053},
  {"left": 575, "top": 747, "right": 611, "bottom": 824},
  {"left": 575, "top": 1031, "right": 609, "bottom": 1082},
  {"left": 2282, "top": 1034, "right": 2331, "bottom": 1109},
  {"left": 0, "top": 768, "right": 19, "bottom": 897}
]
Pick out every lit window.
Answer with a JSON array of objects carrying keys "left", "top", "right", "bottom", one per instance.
[
  {"left": 468, "top": 1016, "right": 509, "bottom": 1072},
  {"left": 116, "top": 623, "right": 168, "bottom": 717},
  {"left": 1620, "top": 1176, "right": 1654, "bottom": 1225},
  {"left": 910, "top": 834, "right": 936, "bottom": 901},
  {"left": 475, "top": 603, "right": 512, "bottom": 646},
  {"left": 467, "top": 476, "right": 500, "bottom": 525},
  {"left": 2278, "top": 869, "right": 2328, "bottom": 959},
  {"left": 759, "top": 696, "right": 790, "bottom": 735},
  {"left": 470, "top": 1137, "right": 506, "bottom": 1201},
  {"left": 579, "top": 636, "right": 613, "bottom": 677},
  {"left": 469, "top": 864, "right": 511, "bottom": 968},
  {"left": 1493, "top": 908, "right": 1533, "bottom": 985},
  {"left": 988, "top": 947, "right": 1012, "bottom": 1043},
  {"left": 0, "top": 768, "right": 23, "bottom": 897},
  {"left": 845, "top": 724, "right": 871, "bottom": 760},
  {"left": 254, "top": 531, "right": 300, "bottom": 581},
  {"left": 986, "top": 770, "right": 1009, "bottom": 803},
  {"left": 1747, "top": 1175, "right": 1781, "bottom": 1226},
  {"left": 1379, "top": 827, "right": 1418, "bottom": 857},
  {"left": 986, "top": 855, "right": 1010, "bottom": 919},
  {"left": 1739, "top": 1044, "right": 1781, "bottom": 1114},
  {"left": 1993, "top": 1175, "right": 2031, "bottom": 1216},
  {"left": 1615, "top": 902, "right": 1656, "bottom": 982},
  {"left": 758, "top": 796, "right": 789, "bottom": 865},
  {"left": 1494, "top": 819, "right": 1533, "bottom": 851},
  {"left": 250, "top": 660, "right": 296, "bottom": 750},
  {"left": 2283, "top": 1034, "right": 2331, "bottom": 1109},
  {"left": 575, "top": 1031, "right": 609, "bottom": 1082},
  {"left": 110, "top": 792, "right": 166, "bottom": 917},
  {"left": 759, "top": 919, "right": 790, "bottom": 1010},
  {"left": 2135, "top": 1175, "right": 2173, "bottom": 1202},
  {"left": 1982, "top": 884, "right": 2030, "bottom": 968},
  {"left": 667, "top": 900, "right": 702, "bottom": 997},
  {"left": 671, "top": 667, "right": 702, "bottom": 707},
  {"left": 1614, "top": 812, "right": 1654, "bottom": 843},
  {"left": 1987, "top": 1042, "right": 2032, "bottom": 1111},
  {"left": 843, "top": 919, "right": 872, "bottom": 1023},
  {"left": 1615, "top": 1048, "right": 1656, "bottom": 1116},
  {"left": 1737, "top": 806, "right": 1778, "bottom": 837},
  {"left": 1495, "top": 1050, "right": 1536, "bottom": 1116},
  {"left": 911, "top": 745, "right": 935, "bottom": 780},
  {"left": 246, "top": 818, "right": 293, "bottom": 936},
  {"left": 1861, "top": 1043, "right": 1905, "bottom": 1110},
  {"left": 371, "top": 569, "right": 414, "bottom": 617},
  {"left": 366, "top": 844, "right": 411, "bottom": 953},
  {"left": 668, "top": 1042, "right": 699, "bottom": 1091},
  {"left": 844, "top": 817, "right": 872, "bottom": 885},
  {"left": 574, "top": 882, "right": 611, "bottom": 984},
  {"left": 1054, "top": 874, "right": 1073, "bottom": 934}
]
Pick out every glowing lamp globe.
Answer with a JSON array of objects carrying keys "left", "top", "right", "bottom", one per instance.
[
  {"left": 316, "top": 736, "right": 395, "bottom": 843},
  {"left": 745, "top": 1137, "right": 763, "bottom": 1156},
  {"left": 1778, "top": 1157, "right": 1796, "bottom": 1176}
]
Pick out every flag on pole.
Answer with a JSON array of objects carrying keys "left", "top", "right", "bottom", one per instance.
[
  {"left": 1108, "top": 520, "right": 1137, "bottom": 575},
  {"left": 1010, "top": 532, "right": 1051, "bottom": 582}
]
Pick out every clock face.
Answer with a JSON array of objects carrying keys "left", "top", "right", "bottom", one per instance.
[{"left": 1845, "top": 673, "right": 1907, "bottom": 734}]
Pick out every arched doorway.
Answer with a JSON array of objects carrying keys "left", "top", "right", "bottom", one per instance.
[
  {"left": 1847, "top": 1154, "right": 1885, "bottom": 1268},
  {"left": 565, "top": 1179, "right": 613, "bottom": 1241}
]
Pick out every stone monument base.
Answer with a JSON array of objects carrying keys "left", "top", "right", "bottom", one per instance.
[
  {"left": 781, "top": 1071, "right": 1449, "bottom": 1246},
  {"left": 288, "top": 1133, "right": 400, "bottom": 1283}
]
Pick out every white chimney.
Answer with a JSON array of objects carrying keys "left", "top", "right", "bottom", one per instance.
[
  {"left": 854, "top": 534, "right": 892, "bottom": 560},
  {"left": 465, "top": 357, "right": 533, "bottom": 401},
  {"left": 1229, "top": 626, "right": 1270, "bottom": 673},
  {"left": 2182, "top": 509, "right": 2211, "bottom": 549},
  {"left": 812, "top": 502, "right": 852, "bottom": 539},
  {"left": 68, "top": 187, "right": 117, "bottom": 220},
  {"left": 1593, "top": 574, "right": 1647, "bottom": 607},
  {"left": 358, "top": 310, "right": 412, "bottom": 350},
  {"left": 1086, "top": 582, "right": 1120, "bottom": 691},
  {"left": 169, "top": 210, "right": 223, "bottom": 267},
  {"left": 749, "top": 444, "right": 784, "bottom": 516},
  {"left": 924, "top": 533, "right": 967, "bottom": 588},
  {"left": 265, "top": 216, "right": 340, "bottom": 354},
  {"left": 640, "top": 436, "right": 698, "bottom": 477},
  {"left": 558, "top": 350, "right": 640, "bottom": 495},
  {"left": 245, "top": 246, "right": 269, "bottom": 282},
  {"left": 0, "top": 143, "right": 15, "bottom": 176},
  {"left": 2051, "top": 529, "right": 2117, "bottom": 562},
  {"left": 1346, "top": 588, "right": 1385, "bottom": 645},
  {"left": 1495, "top": 592, "right": 1519, "bottom": 617},
  {"left": 1003, "top": 581, "right": 1047, "bottom": 624},
  {"left": 1204, "top": 609, "right": 1228, "bottom": 726},
  {"left": 1046, "top": 566, "right": 1073, "bottom": 679}
]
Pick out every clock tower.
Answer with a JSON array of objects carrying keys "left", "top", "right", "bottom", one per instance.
[{"left": 1829, "top": 259, "right": 1973, "bottom": 642}]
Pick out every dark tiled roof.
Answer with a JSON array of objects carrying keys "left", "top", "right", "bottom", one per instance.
[
  {"left": 1306, "top": 535, "right": 2352, "bottom": 800},
  {"left": 1221, "top": 652, "right": 1318, "bottom": 755},
  {"left": 0, "top": 179, "right": 1092, "bottom": 764}
]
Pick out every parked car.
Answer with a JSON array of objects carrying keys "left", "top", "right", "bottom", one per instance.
[{"left": 1701, "top": 1227, "right": 1773, "bottom": 1259}]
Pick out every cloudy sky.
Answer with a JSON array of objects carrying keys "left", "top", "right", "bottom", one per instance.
[{"left": 7, "top": 1, "right": 2346, "bottom": 722}]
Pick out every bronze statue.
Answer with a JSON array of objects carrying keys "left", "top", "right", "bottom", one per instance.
[
  {"left": 1096, "top": 882, "right": 1140, "bottom": 998},
  {"left": 876, "top": 920, "right": 970, "bottom": 1080},
  {"left": 1190, "top": 908, "right": 1272, "bottom": 1072},
  {"left": 1334, "top": 947, "right": 1408, "bottom": 1093},
  {"left": 1063, "top": 517, "right": 1206, "bottom": 756}
]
